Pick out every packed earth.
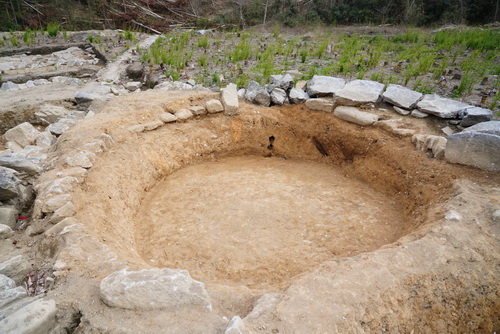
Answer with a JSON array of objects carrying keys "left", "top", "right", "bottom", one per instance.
[{"left": 0, "top": 28, "right": 499, "bottom": 333}]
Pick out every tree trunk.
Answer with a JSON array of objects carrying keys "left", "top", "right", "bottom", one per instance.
[{"left": 263, "top": 0, "right": 269, "bottom": 26}]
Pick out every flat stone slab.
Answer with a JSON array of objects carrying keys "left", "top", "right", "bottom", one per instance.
[
  {"left": 459, "top": 107, "right": 492, "bottom": 127},
  {"left": 462, "top": 121, "right": 500, "bottom": 136},
  {"left": 334, "top": 80, "right": 385, "bottom": 106},
  {"left": 445, "top": 132, "right": 500, "bottom": 171},
  {"left": 305, "top": 98, "right": 335, "bottom": 112},
  {"left": 100, "top": 268, "right": 212, "bottom": 311},
  {"left": 334, "top": 106, "right": 379, "bottom": 126},
  {"left": 382, "top": 84, "right": 423, "bottom": 109},
  {"left": 416, "top": 94, "right": 470, "bottom": 118},
  {"left": 307, "top": 75, "right": 345, "bottom": 97},
  {"left": 0, "top": 298, "right": 57, "bottom": 334}
]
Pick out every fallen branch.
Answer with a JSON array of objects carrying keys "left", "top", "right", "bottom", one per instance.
[
  {"left": 132, "top": 20, "right": 162, "bottom": 34},
  {"left": 22, "top": 0, "right": 44, "bottom": 16}
]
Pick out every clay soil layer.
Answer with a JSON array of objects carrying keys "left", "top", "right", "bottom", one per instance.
[{"left": 136, "top": 156, "right": 404, "bottom": 289}]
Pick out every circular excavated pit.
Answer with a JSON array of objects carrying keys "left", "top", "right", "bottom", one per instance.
[{"left": 135, "top": 156, "right": 405, "bottom": 288}]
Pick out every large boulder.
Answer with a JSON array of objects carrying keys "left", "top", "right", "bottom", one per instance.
[
  {"left": 270, "top": 88, "right": 287, "bottom": 105},
  {"left": 4, "top": 122, "right": 40, "bottom": 148},
  {"left": 445, "top": 122, "right": 500, "bottom": 172},
  {"left": 126, "top": 62, "right": 145, "bottom": 80},
  {"left": 382, "top": 84, "right": 423, "bottom": 110},
  {"left": 0, "top": 299, "right": 57, "bottom": 334},
  {"left": 0, "top": 255, "right": 31, "bottom": 285},
  {"left": 416, "top": 94, "right": 469, "bottom": 119},
  {"left": 307, "top": 75, "right": 345, "bottom": 97},
  {"left": 333, "top": 106, "right": 379, "bottom": 126},
  {"left": 245, "top": 81, "right": 271, "bottom": 107},
  {"left": 334, "top": 80, "right": 385, "bottom": 106},
  {"left": 458, "top": 107, "right": 492, "bottom": 127},
  {"left": 100, "top": 268, "right": 212, "bottom": 311},
  {"left": 34, "top": 105, "right": 70, "bottom": 125}
]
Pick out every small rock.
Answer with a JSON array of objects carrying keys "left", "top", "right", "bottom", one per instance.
[
  {"left": 50, "top": 202, "right": 76, "bottom": 223},
  {"left": 410, "top": 109, "right": 429, "bottom": 118},
  {"left": 0, "top": 167, "right": 21, "bottom": 201},
  {"left": 237, "top": 89, "right": 246, "bottom": 99},
  {"left": 145, "top": 73, "right": 160, "bottom": 89},
  {"left": 222, "top": 83, "right": 239, "bottom": 116},
  {"left": 125, "top": 81, "right": 142, "bottom": 92},
  {"left": 1, "top": 81, "right": 18, "bottom": 91},
  {"left": 442, "top": 126, "right": 455, "bottom": 136},
  {"left": 0, "top": 255, "right": 31, "bottom": 285},
  {"left": 190, "top": 106, "right": 207, "bottom": 116},
  {"left": 289, "top": 88, "right": 309, "bottom": 104},
  {"left": 245, "top": 81, "right": 270, "bottom": 107},
  {"left": 64, "top": 151, "right": 96, "bottom": 169},
  {"left": 393, "top": 106, "right": 411, "bottom": 116},
  {"left": 492, "top": 209, "right": 500, "bottom": 223},
  {"left": 159, "top": 113, "right": 177, "bottom": 123},
  {"left": 143, "top": 121, "right": 164, "bottom": 131},
  {"left": 0, "top": 224, "right": 13, "bottom": 239},
  {"left": 175, "top": 109, "right": 194, "bottom": 121},
  {"left": 100, "top": 268, "right": 212, "bottom": 311},
  {"left": 47, "top": 118, "right": 78, "bottom": 136},
  {"left": 0, "top": 274, "right": 15, "bottom": 291},
  {"left": 0, "top": 156, "right": 40, "bottom": 175},
  {"left": 206, "top": 100, "right": 224, "bottom": 114},
  {"left": 0, "top": 206, "right": 17, "bottom": 228},
  {"left": 412, "top": 134, "right": 447, "bottom": 159},
  {"left": 459, "top": 107, "right": 492, "bottom": 127},
  {"left": 126, "top": 63, "right": 144, "bottom": 80},
  {"left": 34, "top": 105, "right": 70, "bottom": 125},
  {"left": 295, "top": 80, "right": 307, "bottom": 91},
  {"left": 36, "top": 131, "right": 55, "bottom": 148},
  {"left": 225, "top": 316, "right": 248, "bottom": 334},
  {"left": 127, "top": 124, "right": 145, "bottom": 133},
  {"left": 42, "top": 194, "right": 72, "bottom": 214},
  {"left": 416, "top": 94, "right": 470, "bottom": 119},
  {"left": 0, "top": 299, "right": 57, "bottom": 334},
  {"left": 334, "top": 106, "right": 379, "bottom": 126},
  {"left": 307, "top": 75, "right": 345, "bottom": 97},
  {"left": 269, "top": 74, "right": 294, "bottom": 91},
  {"left": 305, "top": 98, "right": 334, "bottom": 112},
  {"left": 4, "top": 122, "right": 40, "bottom": 148},
  {"left": 376, "top": 119, "right": 416, "bottom": 137},
  {"left": 270, "top": 88, "right": 287, "bottom": 105},
  {"left": 382, "top": 84, "right": 423, "bottom": 109}
]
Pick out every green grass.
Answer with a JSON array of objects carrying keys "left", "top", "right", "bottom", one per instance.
[
  {"left": 9, "top": 32, "right": 18, "bottom": 47},
  {"left": 46, "top": 23, "right": 60, "bottom": 37}
]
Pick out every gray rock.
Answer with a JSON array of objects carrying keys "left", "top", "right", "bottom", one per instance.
[
  {"left": 4, "top": 122, "right": 40, "bottom": 148},
  {"left": 50, "top": 202, "right": 76, "bottom": 223},
  {"left": 75, "top": 91, "right": 100, "bottom": 104},
  {"left": 0, "top": 286, "right": 27, "bottom": 309},
  {"left": 126, "top": 63, "right": 145, "bottom": 80},
  {"left": 305, "top": 98, "right": 334, "bottom": 112},
  {"left": 143, "top": 121, "right": 163, "bottom": 131},
  {"left": 206, "top": 99, "right": 224, "bottom": 114},
  {"left": 0, "top": 156, "right": 40, "bottom": 175},
  {"left": 100, "top": 268, "right": 212, "bottom": 311},
  {"left": 159, "top": 113, "right": 177, "bottom": 123},
  {"left": 0, "top": 298, "right": 57, "bottom": 334},
  {"left": 412, "top": 134, "right": 447, "bottom": 159},
  {"left": 237, "top": 89, "right": 246, "bottom": 99},
  {"left": 47, "top": 118, "right": 78, "bottom": 136},
  {"left": 493, "top": 209, "right": 500, "bottom": 223},
  {"left": 0, "top": 224, "right": 13, "bottom": 239},
  {"left": 225, "top": 316, "right": 248, "bottom": 334},
  {"left": 270, "top": 88, "right": 287, "bottom": 105},
  {"left": 442, "top": 126, "right": 455, "bottom": 136},
  {"left": 0, "top": 274, "right": 15, "bottom": 291},
  {"left": 0, "top": 206, "right": 17, "bottom": 228},
  {"left": 36, "top": 131, "right": 55, "bottom": 148},
  {"left": 222, "top": 83, "right": 239, "bottom": 116},
  {"left": 64, "top": 151, "right": 96, "bottom": 169},
  {"left": 393, "top": 106, "right": 411, "bottom": 116},
  {"left": 334, "top": 80, "right": 385, "bottom": 106},
  {"left": 416, "top": 94, "right": 470, "bottom": 118},
  {"left": 125, "top": 81, "right": 142, "bottom": 92},
  {"left": 175, "top": 109, "right": 194, "bottom": 121},
  {"left": 289, "top": 88, "right": 309, "bottom": 104},
  {"left": 245, "top": 81, "right": 270, "bottom": 107},
  {"left": 445, "top": 132, "right": 500, "bottom": 171},
  {"left": 269, "top": 74, "right": 294, "bottom": 91},
  {"left": 0, "top": 255, "right": 31, "bottom": 285},
  {"left": 0, "top": 82, "right": 18, "bottom": 91},
  {"left": 34, "top": 105, "right": 70, "bottom": 125},
  {"left": 382, "top": 84, "right": 423, "bottom": 109},
  {"left": 42, "top": 194, "right": 72, "bottom": 214},
  {"left": 462, "top": 121, "right": 500, "bottom": 136},
  {"left": 0, "top": 167, "right": 21, "bottom": 201},
  {"left": 334, "top": 106, "right": 379, "bottom": 126},
  {"left": 459, "top": 107, "right": 492, "bottom": 127},
  {"left": 411, "top": 109, "right": 429, "bottom": 118},
  {"left": 307, "top": 75, "right": 345, "bottom": 97}
]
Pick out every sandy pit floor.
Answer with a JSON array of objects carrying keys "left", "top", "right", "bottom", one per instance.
[{"left": 136, "top": 156, "right": 404, "bottom": 289}]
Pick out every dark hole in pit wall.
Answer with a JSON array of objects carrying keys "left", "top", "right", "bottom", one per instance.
[{"left": 267, "top": 136, "right": 275, "bottom": 150}]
